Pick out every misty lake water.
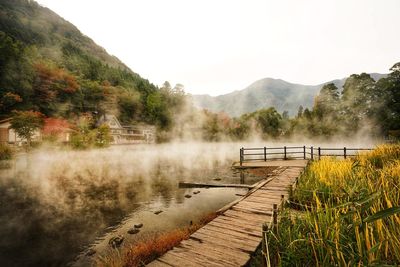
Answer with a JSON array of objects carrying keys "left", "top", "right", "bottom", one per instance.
[{"left": 0, "top": 142, "right": 269, "bottom": 267}]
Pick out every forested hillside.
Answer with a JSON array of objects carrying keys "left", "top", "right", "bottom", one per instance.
[
  {"left": 0, "top": 0, "right": 184, "bottom": 129},
  {"left": 0, "top": 0, "right": 398, "bottom": 143},
  {"left": 195, "top": 67, "right": 400, "bottom": 141},
  {"left": 191, "top": 73, "right": 386, "bottom": 117}
]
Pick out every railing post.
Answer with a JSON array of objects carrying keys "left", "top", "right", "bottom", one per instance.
[
  {"left": 344, "top": 147, "right": 347, "bottom": 159},
  {"left": 264, "top": 147, "right": 267, "bottom": 162},
  {"left": 262, "top": 224, "right": 268, "bottom": 267},
  {"left": 311, "top": 146, "right": 314, "bottom": 160},
  {"left": 303, "top": 145, "right": 306, "bottom": 159},
  {"left": 273, "top": 204, "right": 278, "bottom": 229},
  {"left": 284, "top": 146, "right": 287, "bottom": 160},
  {"left": 318, "top": 147, "right": 321, "bottom": 160},
  {"left": 281, "top": 194, "right": 285, "bottom": 209},
  {"left": 240, "top": 148, "right": 243, "bottom": 166}
]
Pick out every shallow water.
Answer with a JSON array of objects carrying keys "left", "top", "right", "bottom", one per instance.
[{"left": 0, "top": 143, "right": 267, "bottom": 267}]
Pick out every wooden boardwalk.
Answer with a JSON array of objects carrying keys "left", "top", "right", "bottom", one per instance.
[{"left": 148, "top": 161, "right": 307, "bottom": 267}]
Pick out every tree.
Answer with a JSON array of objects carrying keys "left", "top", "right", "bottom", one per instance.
[
  {"left": 297, "top": 106, "right": 303, "bottom": 118},
  {"left": 10, "top": 110, "right": 44, "bottom": 146},
  {"left": 341, "top": 73, "right": 376, "bottom": 130},
  {"left": 375, "top": 63, "right": 400, "bottom": 133},
  {"left": 94, "top": 124, "right": 112, "bottom": 147},
  {"left": 313, "top": 83, "right": 340, "bottom": 119},
  {"left": 0, "top": 92, "right": 23, "bottom": 114},
  {"left": 256, "top": 107, "right": 283, "bottom": 137}
]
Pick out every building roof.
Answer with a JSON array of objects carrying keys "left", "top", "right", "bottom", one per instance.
[{"left": 0, "top": 118, "right": 12, "bottom": 124}]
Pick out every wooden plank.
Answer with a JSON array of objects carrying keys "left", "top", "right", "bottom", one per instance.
[
  {"left": 234, "top": 202, "right": 274, "bottom": 211},
  {"left": 232, "top": 205, "right": 273, "bottom": 216},
  {"left": 192, "top": 229, "right": 259, "bottom": 251},
  {"left": 178, "top": 242, "right": 245, "bottom": 266},
  {"left": 181, "top": 238, "right": 250, "bottom": 263},
  {"left": 190, "top": 231, "right": 257, "bottom": 253},
  {"left": 179, "top": 182, "right": 253, "bottom": 189},
  {"left": 168, "top": 249, "right": 226, "bottom": 267},
  {"left": 207, "top": 220, "right": 262, "bottom": 237},
  {"left": 222, "top": 210, "right": 269, "bottom": 223},
  {"left": 204, "top": 223, "right": 261, "bottom": 241},
  {"left": 216, "top": 177, "right": 274, "bottom": 214},
  {"left": 147, "top": 259, "right": 172, "bottom": 266},
  {"left": 241, "top": 197, "right": 281, "bottom": 205},
  {"left": 231, "top": 206, "right": 273, "bottom": 216},
  {"left": 156, "top": 251, "right": 207, "bottom": 266},
  {"left": 212, "top": 216, "right": 262, "bottom": 230},
  {"left": 198, "top": 226, "right": 261, "bottom": 246}
]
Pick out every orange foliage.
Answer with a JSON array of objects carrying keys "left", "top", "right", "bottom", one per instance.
[
  {"left": 34, "top": 63, "right": 79, "bottom": 97},
  {"left": 43, "top": 118, "right": 71, "bottom": 135}
]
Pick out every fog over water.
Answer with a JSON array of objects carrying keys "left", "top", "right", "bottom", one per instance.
[{"left": 0, "top": 141, "right": 378, "bottom": 266}]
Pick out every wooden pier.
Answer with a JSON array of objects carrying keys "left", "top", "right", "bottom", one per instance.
[{"left": 148, "top": 160, "right": 308, "bottom": 267}]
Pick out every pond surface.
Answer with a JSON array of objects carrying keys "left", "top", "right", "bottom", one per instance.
[{"left": 0, "top": 143, "right": 267, "bottom": 267}]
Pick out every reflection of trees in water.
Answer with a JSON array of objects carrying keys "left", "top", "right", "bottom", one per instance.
[
  {"left": 150, "top": 160, "right": 177, "bottom": 207},
  {"left": 0, "top": 168, "right": 155, "bottom": 267}
]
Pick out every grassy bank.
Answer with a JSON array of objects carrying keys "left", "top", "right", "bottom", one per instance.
[
  {"left": 96, "top": 213, "right": 216, "bottom": 267},
  {"left": 263, "top": 144, "right": 400, "bottom": 266}
]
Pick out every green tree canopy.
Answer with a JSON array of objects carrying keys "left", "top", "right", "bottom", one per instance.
[{"left": 10, "top": 110, "right": 44, "bottom": 146}]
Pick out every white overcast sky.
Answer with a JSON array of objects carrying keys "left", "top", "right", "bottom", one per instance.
[{"left": 36, "top": 0, "right": 400, "bottom": 96}]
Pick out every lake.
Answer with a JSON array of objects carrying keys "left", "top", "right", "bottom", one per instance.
[{"left": 0, "top": 142, "right": 266, "bottom": 267}]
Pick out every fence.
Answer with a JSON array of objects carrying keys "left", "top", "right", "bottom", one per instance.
[{"left": 239, "top": 146, "right": 372, "bottom": 166}]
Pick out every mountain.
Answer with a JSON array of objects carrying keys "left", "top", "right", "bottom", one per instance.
[
  {"left": 0, "top": 0, "right": 181, "bottom": 129},
  {"left": 191, "top": 73, "right": 387, "bottom": 117}
]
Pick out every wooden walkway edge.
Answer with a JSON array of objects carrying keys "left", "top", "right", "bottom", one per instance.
[{"left": 147, "top": 161, "right": 308, "bottom": 267}]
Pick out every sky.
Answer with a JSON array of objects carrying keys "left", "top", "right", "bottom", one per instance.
[{"left": 36, "top": 0, "right": 400, "bottom": 96}]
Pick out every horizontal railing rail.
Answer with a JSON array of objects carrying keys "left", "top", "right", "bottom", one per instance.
[{"left": 239, "top": 146, "right": 373, "bottom": 166}]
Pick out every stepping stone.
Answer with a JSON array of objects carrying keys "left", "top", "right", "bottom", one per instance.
[
  {"left": 109, "top": 235, "right": 124, "bottom": 248},
  {"left": 128, "top": 228, "right": 140, "bottom": 234}
]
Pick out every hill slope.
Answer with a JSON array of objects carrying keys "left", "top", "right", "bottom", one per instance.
[
  {"left": 0, "top": 0, "right": 181, "bottom": 128},
  {"left": 191, "top": 73, "right": 386, "bottom": 117}
]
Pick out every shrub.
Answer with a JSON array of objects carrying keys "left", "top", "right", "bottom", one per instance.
[{"left": 0, "top": 143, "right": 13, "bottom": 160}]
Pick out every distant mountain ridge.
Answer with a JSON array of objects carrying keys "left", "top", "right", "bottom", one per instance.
[{"left": 191, "top": 73, "right": 387, "bottom": 117}]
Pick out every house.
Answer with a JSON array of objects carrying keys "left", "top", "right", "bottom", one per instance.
[
  {"left": 0, "top": 118, "right": 41, "bottom": 145},
  {"left": 97, "top": 114, "right": 155, "bottom": 144}
]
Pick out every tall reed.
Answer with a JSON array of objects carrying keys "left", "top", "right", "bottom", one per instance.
[{"left": 266, "top": 144, "right": 400, "bottom": 266}]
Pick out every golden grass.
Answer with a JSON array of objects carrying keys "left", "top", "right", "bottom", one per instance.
[{"left": 268, "top": 144, "right": 400, "bottom": 266}]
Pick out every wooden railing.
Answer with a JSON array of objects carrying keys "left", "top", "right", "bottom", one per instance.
[{"left": 239, "top": 146, "right": 373, "bottom": 166}]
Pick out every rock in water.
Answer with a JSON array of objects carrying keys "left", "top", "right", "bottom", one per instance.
[
  {"left": 128, "top": 228, "right": 140, "bottom": 234},
  {"left": 213, "top": 178, "right": 221, "bottom": 181},
  {"left": 154, "top": 210, "right": 163, "bottom": 215},
  {"left": 134, "top": 223, "right": 143, "bottom": 228},
  {"left": 193, "top": 190, "right": 200, "bottom": 194},
  {"left": 108, "top": 235, "right": 124, "bottom": 248},
  {"left": 184, "top": 194, "right": 192, "bottom": 198}
]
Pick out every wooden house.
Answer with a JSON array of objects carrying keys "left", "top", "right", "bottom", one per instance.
[{"left": 97, "top": 114, "right": 155, "bottom": 144}]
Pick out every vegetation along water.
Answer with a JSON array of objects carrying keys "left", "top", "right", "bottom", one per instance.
[{"left": 259, "top": 144, "right": 400, "bottom": 266}]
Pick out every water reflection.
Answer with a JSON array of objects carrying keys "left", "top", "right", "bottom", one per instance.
[{"left": 0, "top": 143, "right": 267, "bottom": 267}]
